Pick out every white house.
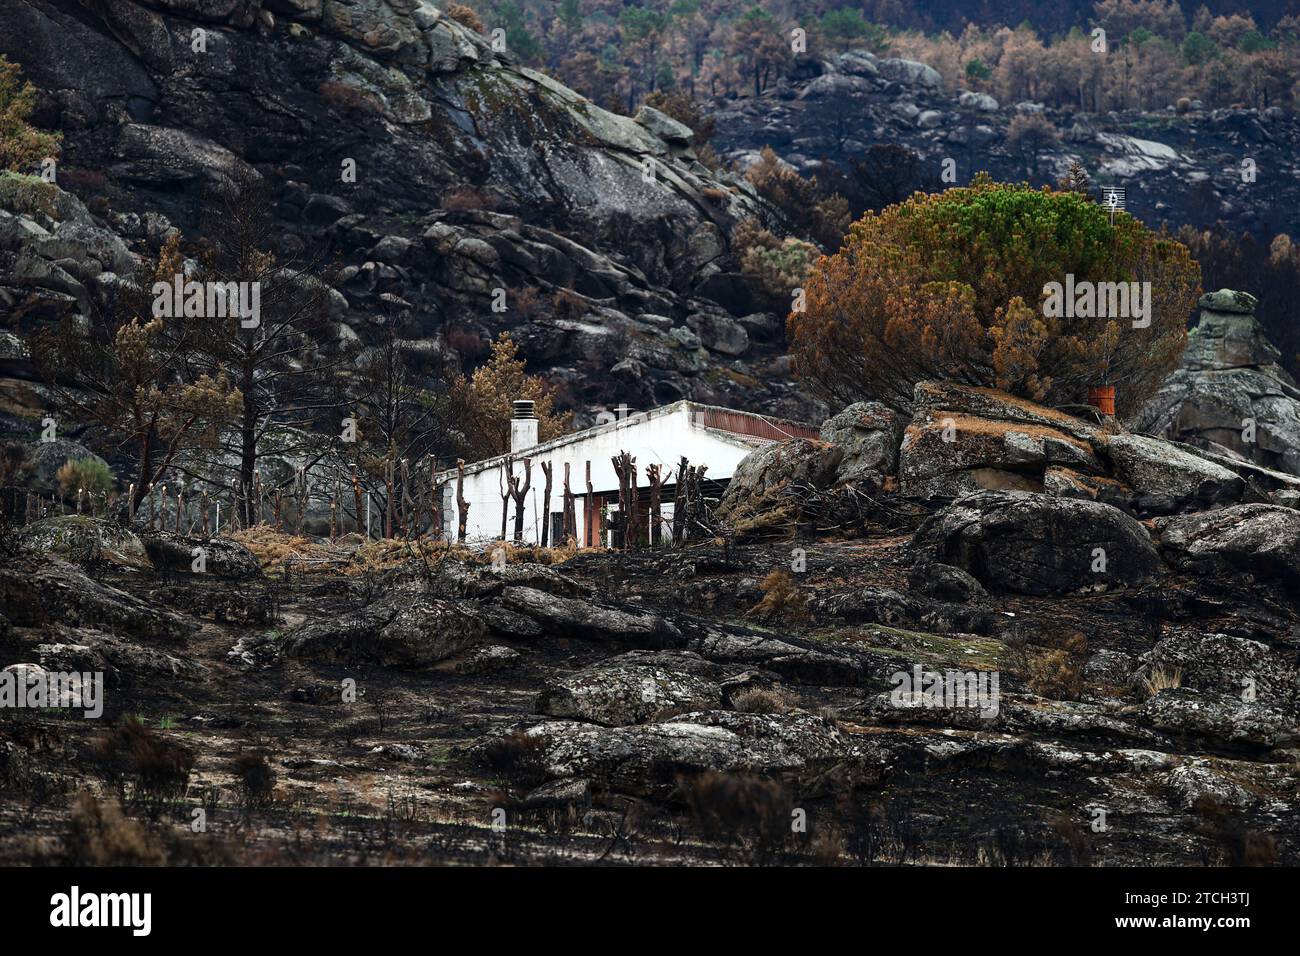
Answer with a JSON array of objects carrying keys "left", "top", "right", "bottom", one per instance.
[{"left": 436, "top": 400, "right": 817, "bottom": 547}]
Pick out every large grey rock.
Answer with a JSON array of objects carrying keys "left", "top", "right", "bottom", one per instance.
[
  {"left": 497, "top": 586, "right": 684, "bottom": 648},
  {"left": 1106, "top": 433, "right": 1242, "bottom": 512},
  {"left": 0, "top": 557, "right": 197, "bottom": 641},
  {"left": 1139, "top": 688, "right": 1296, "bottom": 749},
  {"left": 537, "top": 655, "right": 722, "bottom": 726},
  {"left": 1155, "top": 504, "right": 1300, "bottom": 589},
  {"left": 282, "top": 591, "right": 487, "bottom": 666},
  {"left": 819, "top": 401, "right": 905, "bottom": 485},
  {"left": 714, "top": 438, "right": 843, "bottom": 534},
  {"left": 111, "top": 123, "right": 259, "bottom": 188},
  {"left": 17, "top": 517, "right": 149, "bottom": 569},
  {"left": 36, "top": 628, "right": 210, "bottom": 685},
  {"left": 24, "top": 440, "right": 108, "bottom": 494},
  {"left": 958, "top": 91, "right": 999, "bottom": 111},
  {"left": 898, "top": 382, "right": 1105, "bottom": 498},
  {"left": 1143, "top": 632, "right": 1299, "bottom": 708},
  {"left": 1198, "top": 289, "right": 1258, "bottom": 314},
  {"left": 1163, "top": 762, "right": 1258, "bottom": 810},
  {"left": 912, "top": 491, "right": 1162, "bottom": 595},
  {"left": 507, "top": 710, "right": 866, "bottom": 797},
  {"left": 322, "top": 0, "right": 425, "bottom": 57},
  {"left": 686, "top": 311, "right": 749, "bottom": 356},
  {"left": 688, "top": 623, "right": 875, "bottom": 686},
  {"left": 141, "top": 532, "right": 263, "bottom": 579},
  {"left": 878, "top": 58, "right": 942, "bottom": 89},
  {"left": 634, "top": 105, "right": 693, "bottom": 144}
]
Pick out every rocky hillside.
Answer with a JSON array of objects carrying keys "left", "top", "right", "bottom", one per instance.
[
  {"left": 0, "top": 0, "right": 813, "bottom": 425},
  {"left": 709, "top": 48, "right": 1300, "bottom": 241},
  {"left": 4, "top": 355, "right": 1300, "bottom": 864}
]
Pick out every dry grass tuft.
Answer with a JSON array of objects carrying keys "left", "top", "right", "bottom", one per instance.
[
  {"left": 1142, "top": 666, "right": 1183, "bottom": 697},
  {"left": 747, "top": 569, "right": 808, "bottom": 622},
  {"left": 731, "top": 686, "right": 800, "bottom": 714},
  {"left": 231, "top": 526, "right": 332, "bottom": 570}
]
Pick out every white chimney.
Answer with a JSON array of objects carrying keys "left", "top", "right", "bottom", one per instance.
[{"left": 510, "top": 399, "right": 538, "bottom": 453}]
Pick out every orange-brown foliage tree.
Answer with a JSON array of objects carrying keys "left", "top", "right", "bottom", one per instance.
[{"left": 788, "top": 177, "right": 1201, "bottom": 416}]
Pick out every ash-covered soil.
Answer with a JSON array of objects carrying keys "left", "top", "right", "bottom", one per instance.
[{"left": 2, "top": 518, "right": 1296, "bottom": 867}]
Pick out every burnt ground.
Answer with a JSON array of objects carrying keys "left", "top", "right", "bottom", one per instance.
[{"left": 1, "top": 527, "right": 1297, "bottom": 867}]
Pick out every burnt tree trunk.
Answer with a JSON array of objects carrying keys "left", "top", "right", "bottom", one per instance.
[
  {"left": 384, "top": 457, "right": 394, "bottom": 539},
  {"left": 585, "top": 460, "right": 594, "bottom": 548},
  {"left": 627, "top": 455, "right": 640, "bottom": 550},
  {"left": 351, "top": 467, "right": 363, "bottom": 536},
  {"left": 455, "top": 459, "right": 468, "bottom": 543},
  {"left": 400, "top": 458, "right": 411, "bottom": 538},
  {"left": 540, "top": 461, "right": 553, "bottom": 547},
  {"left": 647, "top": 463, "right": 664, "bottom": 547},
  {"left": 673, "top": 455, "right": 688, "bottom": 545},
  {"left": 562, "top": 462, "right": 576, "bottom": 545},
  {"left": 611, "top": 451, "right": 633, "bottom": 551},
  {"left": 509, "top": 457, "right": 532, "bottom": 543},
  {"left": 499, "top": 456, "right": 512, "bottom": 541}
]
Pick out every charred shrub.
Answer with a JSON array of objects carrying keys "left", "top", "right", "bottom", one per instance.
[
  {"left": 480, "top": 730, "right": 548, "bottom": 789},
  {"left": 683, "top": 771, "right": 794, "bottom": 864},
  {"left": 230, "top": 751, "right": 276, "bottom": 808},
  {"left": 91, "top": 717, "right": 195, "bottom": 807},
  {"left": 1193, "top": 796, "right": 1278, "bottom": 866},
  {"left": 61, "top": 790, "right": 166, "bottom": 866}
]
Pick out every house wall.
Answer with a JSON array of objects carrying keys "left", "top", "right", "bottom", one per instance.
[{"left": 437, "top": 404, "right": 758, "bottom": 546}]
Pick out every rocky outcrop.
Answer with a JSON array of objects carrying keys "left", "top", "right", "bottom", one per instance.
[
  {"left": 16, "top": 517, "right": 149, "bottom": 569},
  {"left": 536, "top": 651, "right": 722, "bottom": 726},
  {"left": 912, "top": 490, "right": 1163, "bottom": 595},
  {"left": 1155, "top": 504, "right": 1300, "bottom": 590},
  {"left": 505, "top": 710, "right": 867, "bottom": 797},
  {"left": 719, "top": 377, "right": 1295, "bottom": 536},
  {"left": 0, "top": 556, "right": 198, "bottom": 641},
  {"left": 1133, "top": 290, "right": 1300, "bottom": 479},
  {"left": 281, "top": 590, "right": 487, "bottom": 666},
  {"left": 0, "top": 0, "right": 814, "bottom": 427},
  {"left": 710, "top": 48, "right": 1300, "bottom": 241},
  {"left": 496, "top": 586, "right": 685, "bottom": 648},
  {"left": 142, "top": 532, "right": 263, "bottom": 578}
]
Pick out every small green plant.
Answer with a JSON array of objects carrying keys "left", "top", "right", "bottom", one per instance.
[
  {"left": 56, "top": 456, "right": 114, "bottom": 499},
  {"left": 0, "top": 55, "right": 61, "bottom": 172}
]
